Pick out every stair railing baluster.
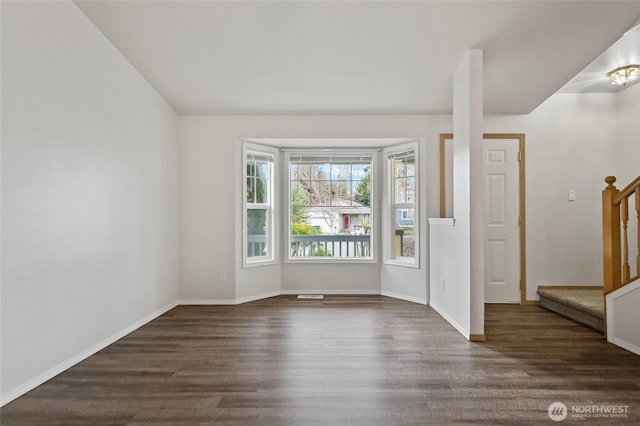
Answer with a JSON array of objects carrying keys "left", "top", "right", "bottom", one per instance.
[
  {"left": 604, "top": 175, "right": 640, "bottom": 293},
  {"left": 622, "top": 197, "right": 630, "bottom": 283},
  {"left": 636, "top": 187, "right": 640, "bottom": 277}
]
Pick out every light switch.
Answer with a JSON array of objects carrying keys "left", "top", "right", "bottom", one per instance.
[{"left": 568, "top": 190, "right": 576, "bottom": 201}]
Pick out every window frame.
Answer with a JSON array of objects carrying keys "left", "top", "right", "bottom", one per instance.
[
  {"left": 285, "top": 149, "right": 377, "bottom": 264},
  {"left": 242, "top": 143, "right": 278, "bottom": 268},
  {"left": 384, "top": 142, "right": 419, "bottom": 268}
]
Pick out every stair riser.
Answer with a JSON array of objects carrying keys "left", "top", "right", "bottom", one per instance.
[{"left": 539, "top": 296, "right": 604, "bottom": 333}]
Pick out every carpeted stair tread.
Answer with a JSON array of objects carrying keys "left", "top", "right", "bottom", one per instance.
[{"left": 537, "top": 288, "right": 604, "bottom": 318}]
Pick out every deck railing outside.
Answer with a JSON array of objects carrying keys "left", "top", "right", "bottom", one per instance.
[
  {"left": 247, "top": 234, "right": 371, "bottom": 259},
  {"left": 290, "top": 234, "right": 371, "bottom": 258},
  {"left": 247, "top": 235, "right": 267, "bottom": 258}
]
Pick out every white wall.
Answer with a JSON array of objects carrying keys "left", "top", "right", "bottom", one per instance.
[
  {"left": 616, "top": 83, "right": 640, "bottom": 185},
  {"left": 1, "top": 2, "right": 179, "bottom": 404},
  {"left": 178, "top": 118, "right": 237, "bottom": 301},
  {"left": 615, "top": 83, "right": 639, "bottom": 280},
  {"left": 486, "top": 93, "right": 619, "bottom": 299},
  {"left": 179, "top": 115, "right": 451, "bottom": 302},
  {"left": 607, "top": 83, "right": 640, "bottom": 354}
]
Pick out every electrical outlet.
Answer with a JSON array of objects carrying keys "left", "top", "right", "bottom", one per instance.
[
  {"left": 220, "top": 271, "right": 227, "bottom": 281},
  {"left": 568, "top": 189, "right": 576, "bottom": 201}
]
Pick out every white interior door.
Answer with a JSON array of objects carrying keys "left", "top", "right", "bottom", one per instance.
[{"left": 484, "top": 138, "right": 520, "bottom": 303}]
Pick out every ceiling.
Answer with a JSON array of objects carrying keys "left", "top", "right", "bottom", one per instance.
[
  {"left": 74, "top": 1, "right": 640, "bottom": 115},
  {"left": 560, "top": 21, "right": 640, "bottom": 93}
]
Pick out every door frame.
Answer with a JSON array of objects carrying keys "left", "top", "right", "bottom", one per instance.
[{"left": 439, "top": 133, "right": 527, "bottom": 305}]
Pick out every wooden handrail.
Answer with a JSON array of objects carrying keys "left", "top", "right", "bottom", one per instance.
[
  {"left": 603, "top": 175, "right": 640, "bottom": 294},
  {"left": 614, "top": 175, "right": 640, "bottom": 204}
]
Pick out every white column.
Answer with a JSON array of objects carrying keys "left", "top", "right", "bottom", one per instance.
[{"left": 453, "top": 49, "right": 485, "bottom": 338}]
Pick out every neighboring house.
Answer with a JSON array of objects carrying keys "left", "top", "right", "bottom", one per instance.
[
  {"left": 307, "top": 201, "right": 371, "bottom": 235},
  {"left": 396, "top": 208, "right": 415, "bottom": 229}
]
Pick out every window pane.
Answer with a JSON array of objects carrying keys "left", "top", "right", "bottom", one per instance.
[
  {"left": 244, "top": 160, "right": 269, "bottom": 204},
  {"left": 289, "top": 153, "right": 373, "bottom": 259},
  {"left": 312, "top": 163, "right": 330, "bottom": 180},
  {"left": 310, "top": 180, "right": 332, "bottom": 206},
  {"left": 395, "top": 208, "right": 415, "bottom": 259},
  {"left": 396, "top": 208, "right": 415, "bottom": 227},
  {"left": 352, "top": 166, "right": 371, "bottom": 207},
  {"left": 246, "top": 176, "right": 256, "bottom": 203},
  {"left": 255, "top": 177, "right": 269, "bottom": 204},
  {"left": 290, "top": 163, "right": 299, "bottom": 180},
  {"left": 406, "top": 161, "right": 416, "bottom": 178},
  {"left": 246, "top": 160, "right": 256, "bottom": 178},
  {"left": 395, "top": 178, "right": 406, "bottom": 204},
  {"left": 394, "top": 159, "right": 406, "bottom": 178},
  {"left": 351, "top": 164, "right": 369, "bottom": 178},
  {"left": 257, "top": 161, "right": 270, "bottom": 180},
  {"left": 331, "top": 181, "right": 351, "bottom": 205},
  {"left": 291, "top": 181, "right": 309, "bottom": 207},
  {"left": 247, "top": 209, "right": 268, "bottom": 258},
  {"left": 291, "top": 163, "right": 311, "bottom": 180},
  {"left": 406, "top": 177, "right": 416, "bottom": 203},
  {"left": 331, "top": 163, "right": 350, "bottom": 180}
]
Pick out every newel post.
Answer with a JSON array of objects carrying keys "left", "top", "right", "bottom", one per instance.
[{"left": 602, "top": 176, "right": 621, "bottom": 293}]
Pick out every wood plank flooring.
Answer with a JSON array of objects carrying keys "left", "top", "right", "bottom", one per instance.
[{"left": 2, "top": 296, "right": 640, "bottom": 425}]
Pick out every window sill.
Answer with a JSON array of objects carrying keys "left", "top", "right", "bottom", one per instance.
[
  {"left": 285, "top": 257, "right": 377, "bottom": 264},
  {"left": 243, "top": 259, "right": 278, "bottom": 269},
  {"left": 384, "top": 258, "right": 419, "bottom": 269},
  {"left": 428, "top": 217, "right": 455, "bottom": 226}
]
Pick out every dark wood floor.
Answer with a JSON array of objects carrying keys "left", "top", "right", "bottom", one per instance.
[{"left": 2, "top": 296, "right": 640, "bottom": 425}]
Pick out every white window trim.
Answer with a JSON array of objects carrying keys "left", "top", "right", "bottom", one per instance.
[
  {"left": 242, "top": 142, "right": 278, "bottom": 268},
  {"left": 285, "top": 149, "right": 377, "bottom": 264},
  {"left": 383, "top": 142, "right": 420, "bottom": 268}
]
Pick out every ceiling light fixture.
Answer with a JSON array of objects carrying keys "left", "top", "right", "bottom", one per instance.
[{"left": 608, "top": 65, "right": 639, "bottom": 85}]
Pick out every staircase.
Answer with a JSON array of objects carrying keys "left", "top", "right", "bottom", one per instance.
[
  {"left": 537, "top": 176, "right": 639, "bottom": 351},
  {"left": 537, "top": 286, "right": 604, "bottom": 332}
]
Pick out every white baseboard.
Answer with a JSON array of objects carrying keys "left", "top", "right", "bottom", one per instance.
[
  {"left": 178, "top": 291, "right": 282, "bottom": 306},
  {"left": 428, "top": 301, "right": 470, "bottom": 339},
  {"left": 178, "top": 298, "right": 237, "bottom": 305},
  {"left": 1, "top": 301, "right": 178, "bottom": 407},
  {"left": 381, "top": 290, "right": 427, "bottom": 305},
  {"left": 608, "top": 336, "right": 640, "bottom": 356},
  {"left": 235, "top": 291, "right": 281, "bottom": 305},
  {"left": 160, "top": 291, "right": 426, "bottom": 305},
  {"left": 281, "top": 289, "right": 380, "bottom": 295}
]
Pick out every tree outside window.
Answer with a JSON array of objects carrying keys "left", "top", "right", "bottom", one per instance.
[{"left": 289, "top": 154, "right": 373, "bottom": 259}]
